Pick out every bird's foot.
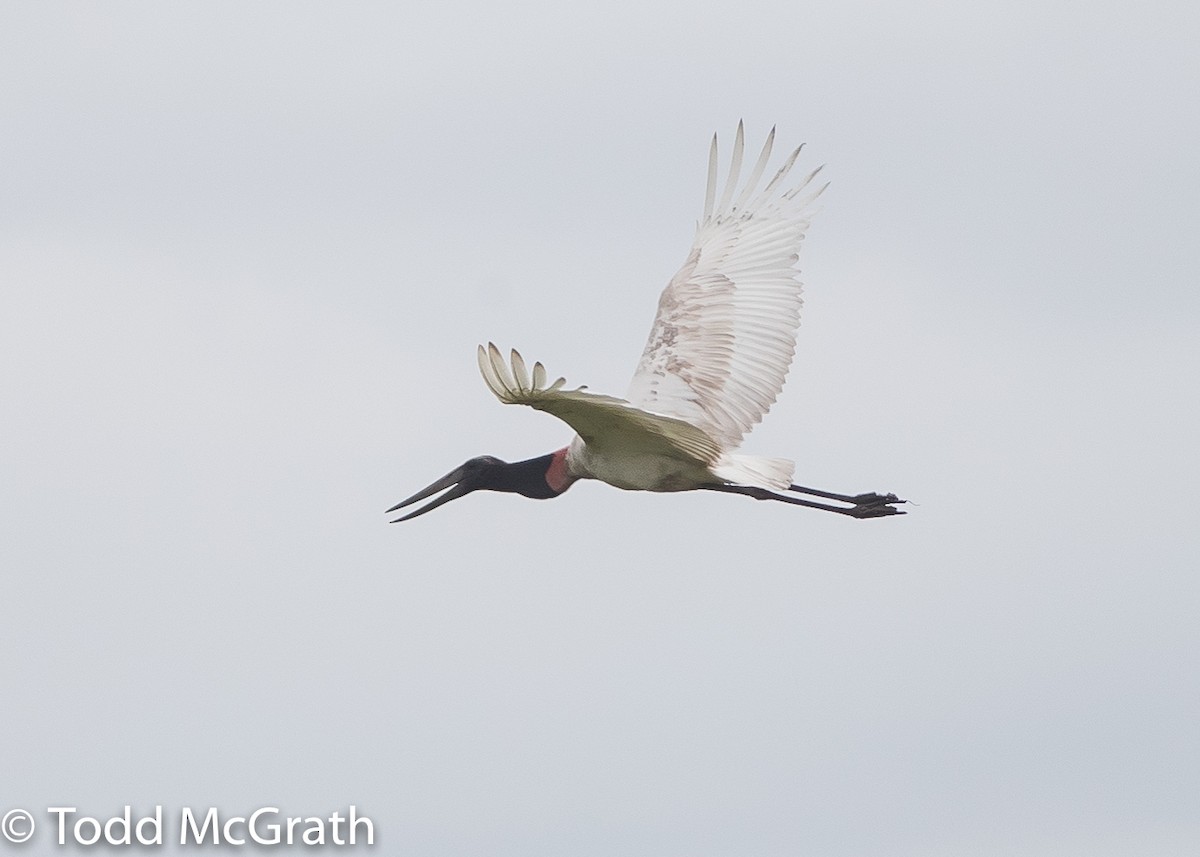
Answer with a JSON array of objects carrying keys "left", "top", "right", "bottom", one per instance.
[
  {"left": 850, "top": 492, "right": 904, "bottom": 507},
  {"left": 845, "top": 492, "right": 907, "bottom": 518},
  {"left": 849, "top": 502, "right": 905, "bottom": 518}
]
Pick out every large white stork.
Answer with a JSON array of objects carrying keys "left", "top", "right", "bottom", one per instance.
[{"left": 388, "top": 123, "right": 905, "bottom": 521}]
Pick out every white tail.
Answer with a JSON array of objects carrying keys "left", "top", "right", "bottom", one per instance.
[{"left": 711, "top": 454, "right": 795, "bottom": 491}]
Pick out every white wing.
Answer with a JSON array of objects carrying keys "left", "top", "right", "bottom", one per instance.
[
  {"left": 626, "top": 122, "right": 827, "bottom": 452},
  {"left": 477, "top": 343, "right": 722, "bottom": 465}
]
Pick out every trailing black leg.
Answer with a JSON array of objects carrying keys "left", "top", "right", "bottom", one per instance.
[
  {"left": 703, "top": 483, "right": 906, "bottom": 518},
  {"left": 788, "top": 484, "right": 905, "bottom": 507}
]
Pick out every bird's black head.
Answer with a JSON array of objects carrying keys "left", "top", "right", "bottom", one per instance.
[{"left": 386, "top": 452, "right": 562, "bottom": 522}]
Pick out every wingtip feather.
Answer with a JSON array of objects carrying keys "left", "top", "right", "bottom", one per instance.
[
  {"left": 702, "top": 133, "right": 719, "bottom": 223},
  {"left": 509, "top": 349, "right": 529, "bottom": 394},
  {"left": 478, "top": 343, "right": 507, "bottom": 400},
  {"left": 716, "top": 121, "right": 746, "bottom": 215},
  {"left": 487, "top": 342, "right": 515, "bottom": 397}
]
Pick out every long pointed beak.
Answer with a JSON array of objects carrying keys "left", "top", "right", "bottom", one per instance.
[{"left": 386, "top": 465, "right": 471, "bottom": 522}]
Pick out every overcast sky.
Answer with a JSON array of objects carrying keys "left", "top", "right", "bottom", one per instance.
[{"left": 2, "top": 2, "right": 1198, "bottom": 855}]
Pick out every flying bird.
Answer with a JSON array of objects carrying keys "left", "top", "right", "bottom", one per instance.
[{"left": 388, "top": 123, "right": 905, "bottom": 522}]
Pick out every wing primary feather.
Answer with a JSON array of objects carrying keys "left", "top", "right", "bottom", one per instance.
[
  {"left": 510, "top": 349, "right": 529, "bottom": 394},
  {"left": 715, "top": 120, "right": 745, "bottom": 216},
  {"left": 477, "top": 344, "right": 498, "bottom": 396},
  {"left": 748, "top": 143, "right": 804, "bottom": 211},
  {"left": 487, "top": 342, "right": 513, "bottom": 395},
  {"left": 479, "top": 343, "right": 508, "bottom": 400},
  {"left": 785, "top": 176, "right": 830, "bottom": 210},
  {"left": 733, "top": 125, "right": 775, "bottom": 211},
  {"left": 702, "top": 133, "right": 718, "bottom": 222},
  {"left": 532, "top": 361, "right": 547, "bottom": 391}
]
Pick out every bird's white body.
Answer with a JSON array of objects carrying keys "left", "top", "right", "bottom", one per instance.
[
  {"left": 477, "top": 122, "right": 825, "bottom": 496},
  {"left": 565, "top": 436, "right": 714, "bottom": 492}
]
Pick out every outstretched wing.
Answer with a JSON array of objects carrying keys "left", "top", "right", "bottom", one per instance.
[
  {"left": 477, "top": 343, "right": 721, "bottom": 465},
  {"left": 626, "top": 121, "right": 827, "bottom": 452}
]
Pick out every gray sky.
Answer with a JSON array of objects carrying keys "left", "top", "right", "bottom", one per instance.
[{"left": 3, "top": 2, "right": 1198, "bottom": 855}]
